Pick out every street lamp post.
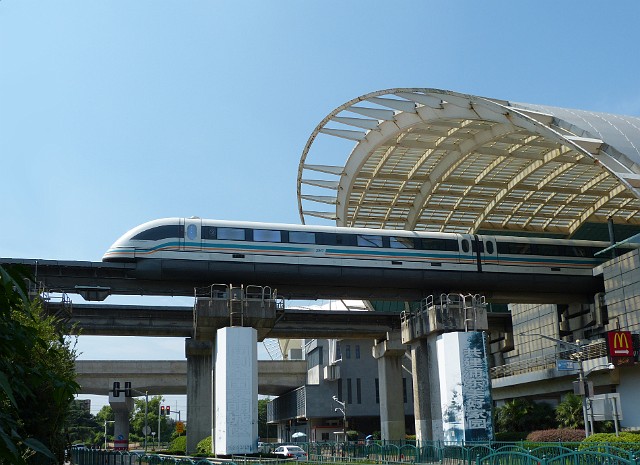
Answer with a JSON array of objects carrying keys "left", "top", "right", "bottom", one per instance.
[
  {"left": 332, "top": 396, "right": 347, "bottom": 442},
  {"left": 104, "top": 421, "right": 115, "bottom": 450},
  {"left": 520, "top": 332, "right": 594, "bottom": 436}
]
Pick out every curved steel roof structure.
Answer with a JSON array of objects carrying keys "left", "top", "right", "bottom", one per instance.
[{"left": 297, "top": 88, "right": 640, "bottom": 239}]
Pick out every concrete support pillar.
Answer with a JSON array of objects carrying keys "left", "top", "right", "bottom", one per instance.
[
  {"left": 113, "top": 408, "right": 132, "bottom": 445},
  {"left": 372, "top": 332, "right": 406, "bottom": 441},
  {"left": 410, "top": 338, "right": 435, "bottom": 444},
  {"left": 185, "top": 338, "right": 214, "bottom": 454},
  {"left": 108, "top": 391, "right": 133, "bottom": 449}
]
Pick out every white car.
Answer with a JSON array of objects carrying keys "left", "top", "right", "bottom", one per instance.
[{"left": 273, "top": 445, "right": 308, "bottom": 461}]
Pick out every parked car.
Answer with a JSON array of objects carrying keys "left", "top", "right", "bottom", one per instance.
[{"left": 273, "top": 445, "right": 308, "bottom": 461}]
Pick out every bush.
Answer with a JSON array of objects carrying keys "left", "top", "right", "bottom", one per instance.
[
  {"left": 196, "top": 436, "right": 213, "bottom": 455},
  {"left": 169, "top": 435, "right": 186, "bottom": 453},
  {"left": 526, "top": 428, "right": 586, "bottom": 443},
  {"left": 495, "top": 399, "right": 557, "bottom": 433},
  {"left": 494, "top": 431, "right": 529, "bottom": 441},
  {"left": 580, "top": 432, "right": 640, "bottom": 452}
]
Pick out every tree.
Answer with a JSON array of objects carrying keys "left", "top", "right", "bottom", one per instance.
[
  {"left": 0, "top": 265, "right": 79, "bottom": 464},
  {"left": 555, "top": 393, "right": 584, "bottom": 429},
  {"left": 95, "top": 405, "right": 117, "bottom": 448},
  {"left": 258, "top": 398, "right": 270, "bottom": 439},
  {"left": 131, "top": 396, "right": 174, "bottom": 445},
  {"left": 495, "top": 398, "right": 556, "bottom": 433},
  {"left": 66, "top": 400, "right": 101, "bottom": 446}
]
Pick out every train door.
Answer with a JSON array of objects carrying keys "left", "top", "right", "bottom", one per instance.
[
  {"left": 181, "top": 217, "right": 202, "bottom": 251},
  {"left": 459, "top": 234, "right": 475, "bottom": 267},
  {"left": 478, "top": 235, "right": 497, "bottom": 268}
]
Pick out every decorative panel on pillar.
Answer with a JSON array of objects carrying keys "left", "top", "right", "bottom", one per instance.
[
  {"left": 436, "top": 332, "right": 494, "bottom": 442},
  {"left": 215, "top": 327, "right": 258, "bottom": 455}
]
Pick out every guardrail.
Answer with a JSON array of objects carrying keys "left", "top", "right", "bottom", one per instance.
[
  {"left": 70, "top": 440, "right": 640, "bottom": 465},
  {"left": 490, "top": 339, "right": 609, "bottom": 379}
]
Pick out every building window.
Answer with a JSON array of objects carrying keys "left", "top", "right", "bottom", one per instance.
[
  {"left": 375, "top": 378, "right": 379, "bottom": 404},
  {"left": 347, "top": 379, "right": 352, "bottom": 404},
  {"left": 337, "top": 379, "right": 343, "bottom": 402},
  {"left": 355, "top": 345, "right": 360, "bottom": 359},
  {"left": 345, "top": 345, "right": 351, "bottom": 359},
  {"left": 356, "top": 378, "right": 362, "bottom": 404}
]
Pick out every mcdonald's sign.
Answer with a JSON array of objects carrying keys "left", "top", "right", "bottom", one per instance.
[{"left": 607, "top": 331, "right": 633, "bottom": 358}]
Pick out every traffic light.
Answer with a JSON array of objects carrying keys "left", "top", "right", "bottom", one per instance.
[
  {"left": 124, "top": 382, "right": 132, "bottom": 397},
  {"left": 160, "top": 406, "right": 165, "bottom": 416},
  {"left": 166, "top": 405, "right": 170, "bottom": 416},
  {"left": 113, "top": 382, "right": 120, "bottom": 397}
]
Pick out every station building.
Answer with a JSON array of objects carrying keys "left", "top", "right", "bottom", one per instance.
[{"left": 268, "top": 88, "right": 640, "bottom": 439}]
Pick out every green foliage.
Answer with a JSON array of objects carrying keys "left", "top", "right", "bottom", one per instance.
[
  {"left": 0, "top": 265, "right": 79, "bottom": 465},
  {"left": 130, "top": 396, "right": 174, "bottom": 442},
  {"left": 65, "top": 400, "right": 101, "bottom": 446},
  {"left": 258, "top": 398, "right": 270, "bottom": 439},
  {"left": 579, "top": 432, "right": 640, "bottom": 451},
  {"left": 196, "top": 436, "right": 213, "bottom": 455},
  {"left": 495, "top": 399, "right": 557, "bottom": 433},
  {"left": 494, "top": 431, "right": 529, "bottom": 441},
  {"left": 170, "top": 435, "right": 187, "bottom": 453},
  {"left": 555, "top": 393, "right": 583, "bottom": 429},
  {"left": 347, "top": 430, "right": 359, "bottom": 441},
  {"left": 526, "top": 428, "right": 585, "bottom": 442}
]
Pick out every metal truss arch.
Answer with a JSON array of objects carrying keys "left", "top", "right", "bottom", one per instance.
[{"left": 298, "top": 88, "right": 640, "bottom": 237}]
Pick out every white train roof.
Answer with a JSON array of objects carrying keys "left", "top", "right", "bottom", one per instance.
[{"left": 297, "top": 88, "right": 640, "bottom": 239}]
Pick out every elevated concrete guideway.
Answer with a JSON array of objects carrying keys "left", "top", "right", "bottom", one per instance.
[
  {"left": 47, "top": 301, "right": 512, "bottom": 339},
  {"left": 2, "top": 257, "right": 605, "bottom": 304},
  {"left": 75, "top": 360, "right": 307, "bottom": 397}
]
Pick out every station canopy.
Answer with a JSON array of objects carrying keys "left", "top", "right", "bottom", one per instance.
[{"left": 297, "top": 88, "right": 640, "bottom": 240}]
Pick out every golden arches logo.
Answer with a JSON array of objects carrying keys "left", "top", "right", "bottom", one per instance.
[
  {"left": 609, "top": 331, "right": 633, "bottom": 357},
  {"left": 613, "top": 332, "right": 630, "bottom": 349}
]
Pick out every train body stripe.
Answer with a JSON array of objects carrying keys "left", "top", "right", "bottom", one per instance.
[{"left": 103, "top": 239, "right": 602, "bottom": 269}]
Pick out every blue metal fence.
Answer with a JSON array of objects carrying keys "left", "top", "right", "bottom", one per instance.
[{"left": 70, "top": 442, "right": 640, "bottom": 465}]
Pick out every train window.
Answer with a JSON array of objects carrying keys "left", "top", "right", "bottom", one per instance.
[
  {"left": 486, "top": 241, "right": 494, "bottom": 254},
  {"left": 132, "top": 225, "right": 184, "bottom": 240},
  {"left": 202, "top": 226, "right": 216, "bottom": 239},
  {"left": 420, "top": 238, "right": 459, "bottom": 251},
  {"left": 567, "top": 246, "right": 591, "bottom": 257},
  {"left": 497, "top": 242, "right": 532, "bottom": 255},
  {"left": 318, "top": 233, "right": 358, "bottom": 246},
  {"left": 337, "top": 234, "right": 357, "bottom": 246},
  {"left": 390, "top": 236, "right": 415, "bottom": 249},
  {"left": 461, "top": 239, "right": 470, "bottom": 253},
  {"left": 357, "top": 235, "right": 383, "bottom": 247},
  {"left": 316, "top": 233, "right": 337, "bottom": 245},
  {"left": 217, "top": 227, "right": 245, "bottom": 241},
  {"left": 253, "top": 229, "right": 281, "bottom": 242},
  {"left": 187, "top": 224, "right": 198, "bottom": 240},
  {"left": 536, "top": 244, "right": 564, "bottom": 256},
  {"left": 289, "top": 231, "right": 316, "bottom": 244}
]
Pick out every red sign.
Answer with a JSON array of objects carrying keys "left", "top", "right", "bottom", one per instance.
[
  {"left": 113, "top": 440, "right": 128, "bottom": 451},
  {"left": 607, "top": 331, "right": 633, "bottom": 357}
]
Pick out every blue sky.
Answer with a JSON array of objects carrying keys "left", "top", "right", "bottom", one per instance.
[{"left": 2, "top": 1, "right": 640, "bottom": 415}]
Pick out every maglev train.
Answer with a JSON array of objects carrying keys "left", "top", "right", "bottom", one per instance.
[
  {"left": 102, "top": 218, "right": 618, "bottom": 302},
  {"left": 103, "top": 217, "right": 612, "bottom": 273}
]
